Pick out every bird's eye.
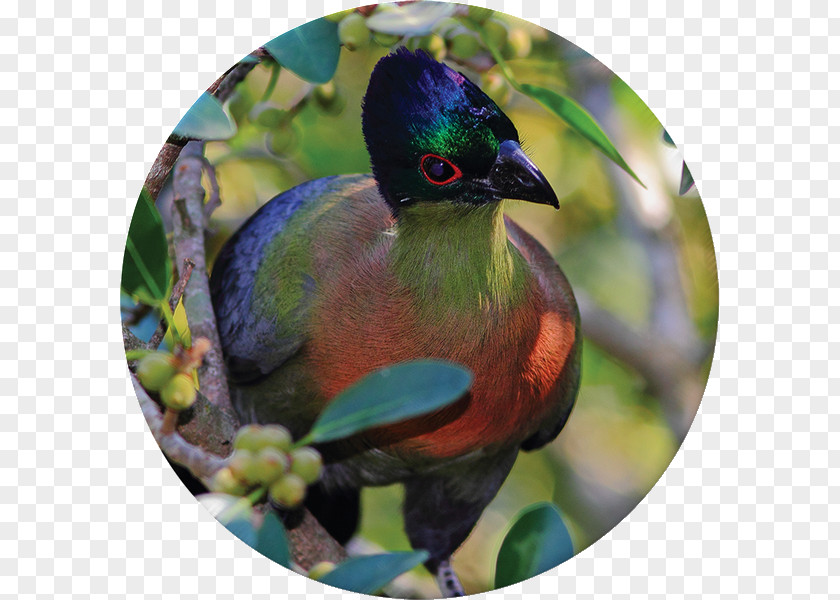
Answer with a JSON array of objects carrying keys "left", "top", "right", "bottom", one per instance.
[{"left": 420, "top": 154, "right": 462, "bottom": 186}]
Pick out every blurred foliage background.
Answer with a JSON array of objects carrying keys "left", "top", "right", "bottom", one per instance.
[{"left": 136, "top": 2, "right": 718, "bottom": 595}]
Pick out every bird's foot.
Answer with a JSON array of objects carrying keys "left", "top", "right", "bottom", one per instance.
[{"left": 435, "top": 560, "right": 465, "bottom": 597}]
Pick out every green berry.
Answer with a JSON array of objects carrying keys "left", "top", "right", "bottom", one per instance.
[
  {"left": 233, "top": 424, "right": 263, "bottom": 452},
  {"left": 338, "top": 13, "right": 370, "bottom": 51},
  {"left": 290, "top": 447, "right": 323, "bottom": 484},
  {"left": 449, "top": 32, "right": 480, "bottom": 60},
  {"left": 228, "top": 450, "right": 261, "bottom": 485},
  {"left": 249, "top": 102, "right": 286, "bottom": 128},
  {"left": 211, "top": 467, "right": 247, "bottom": 496},
  {"left": 266, "top": 123, "right": 299, "bottom": 156},
  {"left": 308, "top": 561, "right": 336, "bottom": 580},
  {"left": 507, "top": 28, "right": 532, "bottom": 58},
  {"left": 467, "top": 6, "right": 494, "bottom": 25},
  {"left": 254, "top": 447, "right": 291, "bottom": 485},
  {"left": 160, "top": 372, "right": 196, "bottom": 411},
  {"left": 482, "top": 18, "right": 508, "bottom": 50},
  {"left": 372, "top": 31, "right": 402, "bottom": 47},
  {"left": 269, "top": 473, "right": 307, "bottom": 508},
  {"left": 325, "top": 8, "right": 354, "bottom": 23},
  {"left": 136, "top": 352, "right": 177, "bottom": 392},
  {"left": 258, "top": 424, "right": 294, "bottom": 452},
  {"left": 483, "top": 72, "right": 511, "bottom": 107},
  {"left": 313, "top": 82, "right": 346, "bottom": 115},
  {"left": 420, "top": 34, "right": 447, "bottom": 62}
]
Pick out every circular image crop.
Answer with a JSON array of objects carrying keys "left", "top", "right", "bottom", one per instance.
[{"left": 122, "top": 2, "right": 718, "bottom": 597}]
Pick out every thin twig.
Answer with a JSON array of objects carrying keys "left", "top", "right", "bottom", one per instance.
[
  {"left": 147, "top": 258, "right": 196, "bottom": 350},
  {"left": 171, "top": 141, "right": 234, "bottom": 416},
  {"left": 133, "top": 373, "right": 227, "bottom": 483}
]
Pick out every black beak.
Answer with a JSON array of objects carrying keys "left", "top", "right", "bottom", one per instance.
[{"left": 487, "top": 140, "right": 559, "bottom": 209}]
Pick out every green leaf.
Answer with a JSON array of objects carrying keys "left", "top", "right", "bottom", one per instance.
[
  {"left": 122, "top": 188, "right": 171, "bottom": 302},
  {"left": 319, "top": 551, "right": 429, "bottom": 594},
  {"left": 224, "top": 517, "right": 258, "bottom": 549},
  {"left": 301, "top": 360, "right": 472, "bottom": 445},
  {"left": 173, "top": 91, "right": 237, "bottom": 140},
  {"left": 679, "top": 161, "right": 695, "bottom": 195},
  {"left": 494, "top": 502, "right": 575, "bottom": 589},
  {"left": 366, "top": 2, "right": 456, "bottom": 36},
  {"left": 265, "top": 18, "right": 340, "bottom": 84},
  {"left": 662, "top": 129, "right": 676, "bottom": 148},
  {"left": 517, "top": 83, "right": 645, "bottom": 188},
  {"left": 255, "top": 512, "right": 291, "bottom": 568}
]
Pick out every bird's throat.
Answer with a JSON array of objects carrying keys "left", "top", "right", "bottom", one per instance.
[{"left": 391, "top": 201, "right": 529, "bottom": 314}]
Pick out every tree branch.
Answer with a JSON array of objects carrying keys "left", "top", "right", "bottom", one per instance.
[{"left": 170, "top": 141, "right": 234, "bottom": 418}]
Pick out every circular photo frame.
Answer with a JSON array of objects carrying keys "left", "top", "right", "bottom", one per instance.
[{"left": 122, "top": 2, "right": 718, "bottom": 597}]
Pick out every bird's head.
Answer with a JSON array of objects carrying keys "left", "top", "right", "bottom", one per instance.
[{"left": 362, "top": 48, "right": 558, "bottom": 214}]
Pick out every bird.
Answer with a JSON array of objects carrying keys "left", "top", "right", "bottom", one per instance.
[{"left": 209, "top": 47, "right": 581, "bottom": 596}]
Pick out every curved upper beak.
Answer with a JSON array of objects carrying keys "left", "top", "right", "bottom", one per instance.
[{"left": 487, "top": 140, "right": 559, "bottom": 209}]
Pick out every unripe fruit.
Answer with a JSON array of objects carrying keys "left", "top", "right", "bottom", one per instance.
[
  {"left": 338, "top": 13, "right": 370, "bottom": 51},
  {"left": 467, "top": 6, "right": 494, "bottom": 25},
  {"left": 136, "top": 352, "right": 177, "bottom": 392},
  {"left": 483, "top": 72, "right": 511, "bottom": 107},
  {"left": 257, "top": 424, "right": 294, "bottom": 452},
  {"left": 313, "top": 82, "right": 346, "bottom": 116},
  {"left": 254, "top": 447, "right": 291, "bottom": 485},
  {"left": 228, "top": 450, "right": 261, "bottom": 485},
  {"left": 249, "top": 102, "right": 287, "bottom": 128},
  {"left": 325, "top": 8, "right": 354, "bottom": 22},
  {"left": 266, "top": 123, "right": 299, "bottom": 156},
  {"left": 269, "top": 473, "right": 307, "bottom": 508},
  {"left": 449, "top": 32, "right": 480, "bottom": 60},
  {"left": 160, "top": 372, "right": 196, "bottom": 411},
  {"left": 290, "top": 447, "right": 323, "bottom": 484},
  {"left": 372, "top": 31, "right": 402, "bottom": 47},
  {"left": 233, "top": 424, "right": 263, "bottom": 452},
  {"left": 507, "top": 28, "right": 532, "bottom": 58},
  {"left": 421, "top": 34, "right": 447, "bottom": 62},
  {"left": 308, "top": 561, "right": 336, "bottom": 580},
  {"left": 482, "top": 18, "right": 508, "bottom": 50},
  {"left": 211, "top": 467, "right": 247, "bottom": 496}
]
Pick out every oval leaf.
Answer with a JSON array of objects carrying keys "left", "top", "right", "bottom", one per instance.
[
  {"left": 303, "top": 360, "right": 472, "bottom": 445},
  {"left": 495, "top": 502, "right": 575, "bottom": 589},
  {"left": 517, "top": 83, "right": 645, "bottom": 188},
  {"left": 224, "top": 517, "right": 258, "bottom": 549},
  {"left": 265, "top": 18, "right": 340, "bottom": 84},
  {"left": 173, "top": 91, "right": 237, "bottom": 140},
  {"left": 318, "top": 551, "right": 429, "bottom": 595},
  {"left": 122, "top": 188, "right": 171, "bottom": 302},
  {"left": 366, "top": 2, "right": 456, "bottom": 36},
  {"left": 256, "top": 512, "right": 291, "bottom": 568}
]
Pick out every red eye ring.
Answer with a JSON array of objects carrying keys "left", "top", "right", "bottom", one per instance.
[{"left": 420, "top": 154, "right": 463, "bottom": 186}]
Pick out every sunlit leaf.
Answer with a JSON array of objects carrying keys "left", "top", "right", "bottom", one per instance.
[
  {"left": 679, "top": 161, "right": 695, "bottom": 195},
  {"left": 173, "top": 92, "right": 237, "bottom": 140},
  {"left": 518, "top": 83, "right": 645, "bottom": 188},
  {"left": 265, "top": 18, "right": 340, "bottom": 84},
  {"left": 494, "top": 502, "right": 574, "bottom": 588},
  {"left": 301, "top": 360, "right": 472, "bottom": 445},
  {"left": 318, "top": 551, "right": 429, "bottom": 594},
  {"left": 256, "top": 512, "right": 291, "bottom": 568},
  {"left": 366, "top": 3, "right": 456, "bottom": 36},
  {"left": 122, "top": 188, "right": 171, "bottom": 302}
]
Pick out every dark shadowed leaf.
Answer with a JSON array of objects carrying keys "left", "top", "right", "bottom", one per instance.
[
  {"left": 494, "top": 502, "right": 575, "bottom": 589},
  {"left": 301, "top": 360, "right": 472, "bottom": 445},
  {"left": 224, "top": 517, "right": 258, "bottom": 549},
  {"left": 173, "top": 92, "right": 237, "bottom": 140},
  {"left": 318, "top": 551, "right": 429, "bottom": 594},
  {"left": 518, "top": 83, "right": 645, "bottom": 187},
  {"left": 122, "top": 188, "right": 171, "bottom": 302},
  {"left": 265, "top": 18, "right": 340, "bottom": 84},
  {"left": 662, "top": 129, "right": 676, "bottom": 147},
  {"left": 366, "top": 3, "right": 456, "bottom": 36},
  {"left": 679, "top": 161, "right": 695, "bottom": 195},
  {"left": 256, "top": 512, "right": 291, "bottom": 568}
]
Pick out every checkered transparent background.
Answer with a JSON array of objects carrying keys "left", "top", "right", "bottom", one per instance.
[{"left": 0, "top": 0, "right": 836, "bottom": 598}]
